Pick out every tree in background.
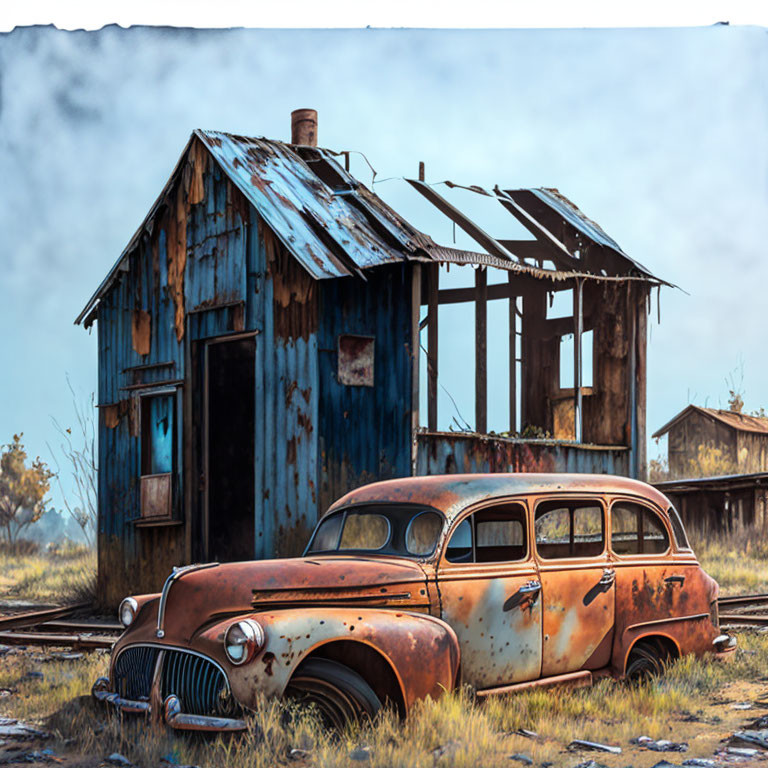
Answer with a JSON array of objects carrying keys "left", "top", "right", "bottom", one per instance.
[
  {"left": 48, "top": 379, "right": 97, "bottom": 548},
  {"left": 0, "top": 434, "right": 54, "bottom": 549}
]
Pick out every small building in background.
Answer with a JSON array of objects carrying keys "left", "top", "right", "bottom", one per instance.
[
  {"left": 652, "top": 405, "right": 768, "bottom": 479},
  {"left": 76, "top": 111, "right": 667, "bottom": 607},
  {"left": 654, "top": 472, "right": 768, "bottom": 536}
]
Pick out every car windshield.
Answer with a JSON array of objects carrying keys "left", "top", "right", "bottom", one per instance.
[{"left": 305, "top": 505, "right": 445, "bottom": 558}]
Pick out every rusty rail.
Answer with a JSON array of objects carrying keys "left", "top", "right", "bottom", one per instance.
[
  {"left": 0, "top": 602, "right": 92, "bottom": 632},
  {"left": 719, "top": 614, "right": 768, "bottom": 627},
  {"left": 0, "top": 631, "right": 117, "bottom": 649},
  {"left": 718, "top": 594, "right": 768, "bottom": 610}
]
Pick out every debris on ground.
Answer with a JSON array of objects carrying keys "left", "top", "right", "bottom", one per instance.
[
  {"left": 349, "top": 746, "right": 372, "bottom": 762},
  {"left": 730, "top": 729, "right": 768, "bottom": 749},
  {"left": 508, "top": 753, "right": 533, "bottom": 765},
  {"left": 631, "top": 735, "right": 689, "bottom": 752},
  {"left": 514, "top": 729, "right": 538, "bottom": 739},
  {"left": 731, "top": 702, "right": 753, "bottom": 710},
  {"left": 288, "top": 748, "right": 312, "bottom": 761},
  {"left": 568, "top": 739, "right": 622, "bottom": 754},
  {"left": 0, "top": 719, "right": 49, "bottom": 741},
  {"left": 103, "top": 754, "right": 133, "bottom": 767},
  {"left": 724, "top": 746, "right": 759, "bottom": 758},
  {"left": 682, "top": 759, "right": 717, "bottom": 767},
  {"left": 573, "top": 761, "right": 610, "bottom": 768}
]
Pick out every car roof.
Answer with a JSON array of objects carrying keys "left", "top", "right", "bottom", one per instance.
[{"left": 326, "top": 473, "right": 672, "bottom": 524}]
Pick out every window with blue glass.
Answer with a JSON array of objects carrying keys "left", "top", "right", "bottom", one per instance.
[{"left": 141, "top": 393, "right": 175, "bottom": 476}]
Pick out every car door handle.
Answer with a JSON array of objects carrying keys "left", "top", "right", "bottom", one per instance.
[
  {"left": 598, "top": 568, "right": 616, "bottom": 587},
  {"left": 583, "top": 569, "right": 615, "bottom": 606},
  {"left": 665, "top": 575, "right": 685, "bottom": 586},
  {"left": 503, "top": 580, "right": 541, "bottom": 612}
]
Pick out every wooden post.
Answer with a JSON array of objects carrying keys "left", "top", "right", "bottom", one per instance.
[
  {"left": 427, "top": 264, "right": 439, "bottom": 432},
  {"left": 410, "top": 263, "right": 422, "bottom": 472},
  {"left": 476, "top": 267, "right": 488, "bottom": 433},
  {"left": 508, "top": 273, "right": 517, "bottom": 434},
  {"left": 573, "top": 279, "right": 583, "bottom": 443},
  {"left": 419, "top": 162, "right": 425, "bottom": 182}
]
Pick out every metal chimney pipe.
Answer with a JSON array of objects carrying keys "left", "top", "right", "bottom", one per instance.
[{"left": 291, "top": 109, "right": 318, "bottom": 146}]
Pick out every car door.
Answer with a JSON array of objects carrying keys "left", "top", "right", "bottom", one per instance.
[
  {"left": 609, "top": 497, "right": 708, "bottom": 655},
  {"left": 437, "top": 500, "right": 542, "bottom": 689},
  {"left": 534, "top": 496, "right": 616, "bottom": 677}
]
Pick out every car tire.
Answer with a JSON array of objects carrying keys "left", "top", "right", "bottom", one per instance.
[
  {"left": 285, "top": 658, "right": 382, "bottom": 729},
  {"left": 626, "top": 639, "right": 670, "bottom": 681}
]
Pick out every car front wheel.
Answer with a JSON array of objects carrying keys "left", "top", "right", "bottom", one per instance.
[{"left": 285, "top": 657, "right": 382, "bottom": 729}]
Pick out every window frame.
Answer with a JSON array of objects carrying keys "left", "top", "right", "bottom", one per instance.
[
  {"left": 532, "top": 495, "right": 608, "bottom": 561},
  {"left": 439, "top": 497, "right": 532, "bottom": 567},
  {"left": 667, "top": 505, "right": 692, "bottom": 552},
  {"left": 135, "top": 385, "right": 181, "bottom": 526},
  {"left": 608, "top": 496, "right": 673, "bottom": 559}
]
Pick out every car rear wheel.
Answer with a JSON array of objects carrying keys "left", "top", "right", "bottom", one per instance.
[
  {"left": 284, "top": 658, "right": 382, "bottom": 729},
  {"left": 626, "top": 639, "right": 670, "bottom": 681}
]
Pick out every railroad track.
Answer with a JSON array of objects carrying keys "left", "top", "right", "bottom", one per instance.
[
  {"left": 718, "top": 593, "right": 768, "bottom": 629},
  {"left": 0, "top": 603, "right": 121, "bottom": 651}
]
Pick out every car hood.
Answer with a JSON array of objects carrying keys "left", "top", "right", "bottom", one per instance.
[{"left": 149, "top": 556, "right": 430, "bottom": 642}]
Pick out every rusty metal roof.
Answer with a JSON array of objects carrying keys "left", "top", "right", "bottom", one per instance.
[
  {"left": 654, "top": 471, "right": 768, "bottom": 494},
  {"left": 652, "top": 405, "right": 768, "bottom": 439},
  {"left": 75, "top": 130, "right": 667, "bottom": 326}
]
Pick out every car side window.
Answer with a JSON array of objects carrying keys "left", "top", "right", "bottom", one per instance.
[
  {"left": 445, "top": 518, "right": 473, "bottom": 563},
  {"left": 445, "top": 504, "right": 528, "bottom": 564},
  {"left": 535, "top": 500, "right": 605, "bottom": 559},
  {"left": 611, "top": 502, "right": 670, "bottom": 555}
]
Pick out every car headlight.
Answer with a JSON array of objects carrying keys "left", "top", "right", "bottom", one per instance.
[
  {"left": 119, "top": 597, "right": 138, "bottom": 628},
  {"left": 224, "top": 619, "right": 265, "bottom": 665}
]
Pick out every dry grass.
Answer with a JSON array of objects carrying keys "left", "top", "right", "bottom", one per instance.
[
  {"left": 692, "top": 527, "right": 768, "bottom": 595},
  {"left": 0, "top": 543, "right": 96, "bottom": 604},
  {"left": 2, "top": 633, "right": 768, "bottom": 768}
]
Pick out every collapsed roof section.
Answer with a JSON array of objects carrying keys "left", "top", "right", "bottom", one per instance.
[{"left": 76, "top": 129, "right": 668, "bottom": 326}]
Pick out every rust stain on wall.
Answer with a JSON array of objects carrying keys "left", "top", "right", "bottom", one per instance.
[
  {"left": 262, "top": 223, "right": 317, "bottom": 341},
  {"left": 166, "top": 190, "right": 188, "bottom": 342},
  {"left": 131, "top": 309, "right": 151, "bottom": 356}
]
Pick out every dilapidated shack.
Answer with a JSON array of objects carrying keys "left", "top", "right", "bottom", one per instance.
[
  {"left": 653, "top": 405, "right": 768, "bottom": 479},
  {"left": 76, "top": 111, "right": 666, "bottom": 606}
]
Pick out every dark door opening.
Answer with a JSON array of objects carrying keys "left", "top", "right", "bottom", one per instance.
[{"left": 206, "top": 336, "right": 256, "bottom": 562}]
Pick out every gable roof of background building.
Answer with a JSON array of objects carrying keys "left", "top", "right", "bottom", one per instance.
[
  {"left": 652, "top": 404, "right": 768, "bottom": 439},
  {"left": 75, "top": 129, "right": 667, "bottom": 327}
]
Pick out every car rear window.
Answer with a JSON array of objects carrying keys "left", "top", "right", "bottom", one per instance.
[
  {"left": 668, "top": 506, "right": 691, "bottom": 550},
  {"left": 611, "top": 502, "right": 670, "bottom": 555}
]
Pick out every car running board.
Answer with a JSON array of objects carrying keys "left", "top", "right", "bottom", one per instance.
[{"left": 476, "top": 669, "right": 593, "bottom": 698}]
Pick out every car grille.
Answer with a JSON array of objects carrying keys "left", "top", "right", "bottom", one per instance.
[{"left": 113, "top": 646, "right": 238, "bottom": 717}]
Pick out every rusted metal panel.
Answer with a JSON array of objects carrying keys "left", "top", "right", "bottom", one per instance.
[
  {"left": 415, "top": 432, "right": 630, "bottom": 478},
  {"left": 317, "top": 265, "right": 413, "bottom": 514},
  {"left": 337, "top": 335, "right": 375, "bottom": 387}
]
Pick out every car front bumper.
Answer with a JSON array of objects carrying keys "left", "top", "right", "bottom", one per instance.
[{"left": 91, "top": 677, "right": 247, "bottom": 732}]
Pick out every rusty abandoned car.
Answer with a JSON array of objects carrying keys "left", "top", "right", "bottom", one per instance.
[{"left": 92, "top": 473, "right": 736, "bottom": 730}]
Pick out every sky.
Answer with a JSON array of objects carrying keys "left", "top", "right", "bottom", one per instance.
[{"left": 1, "top": 23, "right": 767, "bottom": 509}]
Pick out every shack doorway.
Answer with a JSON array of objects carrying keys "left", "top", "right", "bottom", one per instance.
[{"left": 204, "top": 335, "right": 256, "bottom": 562}]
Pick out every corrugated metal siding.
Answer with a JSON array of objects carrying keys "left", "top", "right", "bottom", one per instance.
[
  {"left": 415, "top": 432, "right": 630, "bottom": 477},
  {"left": 317, "top": 264, "right": 414, "bottom": 514},
  {"left": 254, "top": 221, "right": 319, "bottom": 558}
]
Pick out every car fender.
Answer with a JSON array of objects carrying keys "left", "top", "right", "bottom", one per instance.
[{"left": 199, "top": 607, "right": 460, "bottom": 713}]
